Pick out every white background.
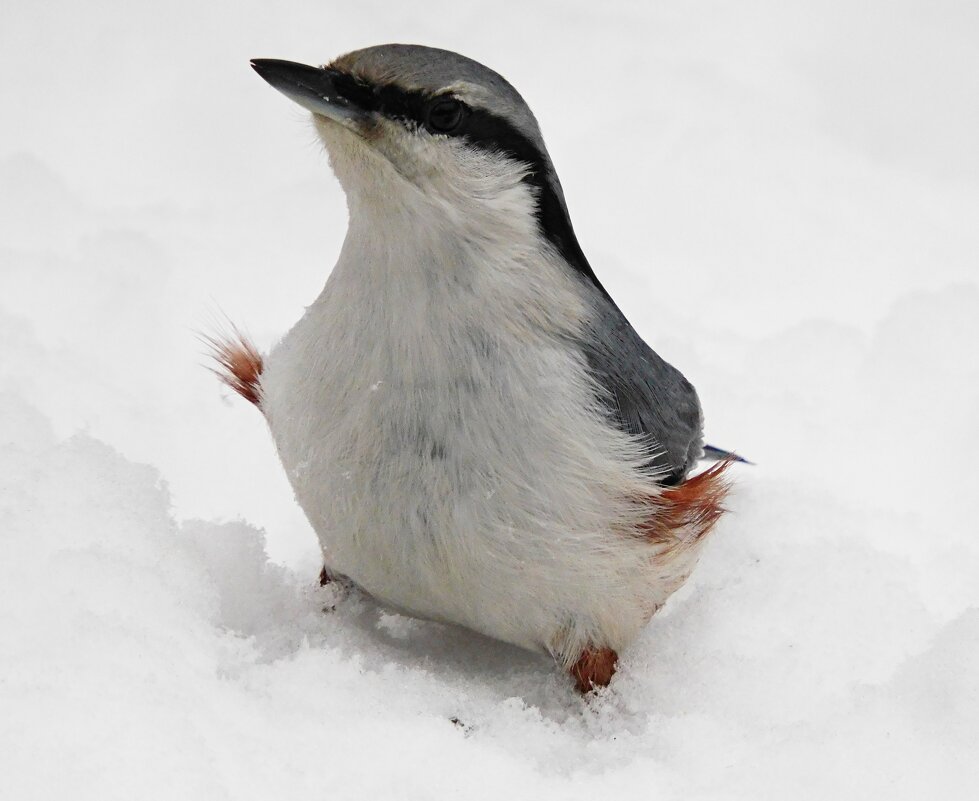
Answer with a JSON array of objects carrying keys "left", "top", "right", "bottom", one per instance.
[{"left": 1, "top": 1, "right": 977, "bottom": 798}]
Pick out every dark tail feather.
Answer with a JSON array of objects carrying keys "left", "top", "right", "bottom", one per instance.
[{"left": 702, "top": 444, "right": 753, "bottom": 465}]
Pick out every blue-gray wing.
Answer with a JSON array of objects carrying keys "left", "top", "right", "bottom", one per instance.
[{"left": 578, "top": 296, "right": 704, "bottom": 485}]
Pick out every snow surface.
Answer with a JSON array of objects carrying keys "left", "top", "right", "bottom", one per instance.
[{"left": 2, "top": 1, "right": 978, "bottom": 798}]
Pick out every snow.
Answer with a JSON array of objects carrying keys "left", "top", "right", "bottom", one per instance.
[{"left": 1, "top": 1, "right": 977, "bottom": 798}]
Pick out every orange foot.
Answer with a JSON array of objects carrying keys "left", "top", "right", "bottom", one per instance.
[{"left": 570, "top": 647, "right": 618, "bottom": 692}]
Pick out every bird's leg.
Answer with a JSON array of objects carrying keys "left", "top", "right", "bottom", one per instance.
[
  {"left": 570, "top": 646, "right": 618, "bottom": 692},
  {"left": 317, "top": 561, "right": 355, "bottom": 592},
  {"left": 316, "top": 564, "right": 353, "bottom": 612}
]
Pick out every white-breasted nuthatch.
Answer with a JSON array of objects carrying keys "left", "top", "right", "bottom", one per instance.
[{"left": 213, "top": 44, "right": 733, "bottom": 692}]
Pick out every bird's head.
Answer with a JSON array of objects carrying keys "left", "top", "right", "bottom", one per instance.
[{"left": 251, "top": 45, "right": 577, "bottom": 248}]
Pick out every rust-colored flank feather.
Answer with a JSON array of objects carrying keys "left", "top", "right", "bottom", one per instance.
[
  {"left": 567, "top": 459, "right": 733, "bottom": 692},
  {"left": 203, "top": 328, "right": 264, "bottom": 407},
  {"left": 641, "top": 457, "right": 734, "bottom": 551}
]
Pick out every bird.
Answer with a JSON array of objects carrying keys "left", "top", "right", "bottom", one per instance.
[{"left": 212, "top": 44, "right": 733, "bottom": 692}]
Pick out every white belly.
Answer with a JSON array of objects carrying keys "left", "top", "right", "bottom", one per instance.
[{"left": 258, "top": 235, "right": 685, "bottom": 664}]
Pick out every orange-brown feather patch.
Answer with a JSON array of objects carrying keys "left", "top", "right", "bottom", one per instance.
[
  {"left": 570, "top": 646, "right": 618, "bottom": 692},
  {"left": 202, "top": 329, "right": 264, "bottom": 407},
  {"left": 641, "top": 457, "right": 734, "bottom": 549}
]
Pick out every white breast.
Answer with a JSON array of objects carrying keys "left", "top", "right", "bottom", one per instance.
[{"left": 259, "top": 174, "right": 688, "bottom": 665}]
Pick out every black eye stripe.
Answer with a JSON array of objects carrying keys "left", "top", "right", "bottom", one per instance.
[
  {"left": 331, "top": 74, "right": 543, "bottom": 170},
  {"left": 328, "top": 70, "right": 431, "bottom": 127},
  {"left": 328, "top": 70, "right": 610, "bottom": 301}
]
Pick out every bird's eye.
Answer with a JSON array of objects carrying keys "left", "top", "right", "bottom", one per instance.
[{"left": 426, "top": 98, "right": 465, "bottom": 134}]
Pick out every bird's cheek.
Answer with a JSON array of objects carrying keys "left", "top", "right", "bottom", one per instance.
[
  {"left": 356, "top": 116, "right": 388, "bottom": 144},
  {"left": 362, "top": 136, "right": 440, "bottom": 191}
]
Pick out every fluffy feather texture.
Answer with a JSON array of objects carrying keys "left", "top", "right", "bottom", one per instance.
[
  {"left": 643, "top": 457, "right": 733, "bottom": 551},
  {"left": 320, "top": 46, "right": 706, "bottom": 482},
  {"left": 243, "top": 45, "right": 729, "bottom": 688},
  {"left": 257, "top": 116, "right": 724, "bottom": 680},
  {"left": 203, "top": 328, "right": 264, "bottom": 407}
]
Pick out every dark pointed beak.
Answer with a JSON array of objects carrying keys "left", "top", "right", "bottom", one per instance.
[{"left": 250, "top": 59, "right": 367, "bottom": 123}]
